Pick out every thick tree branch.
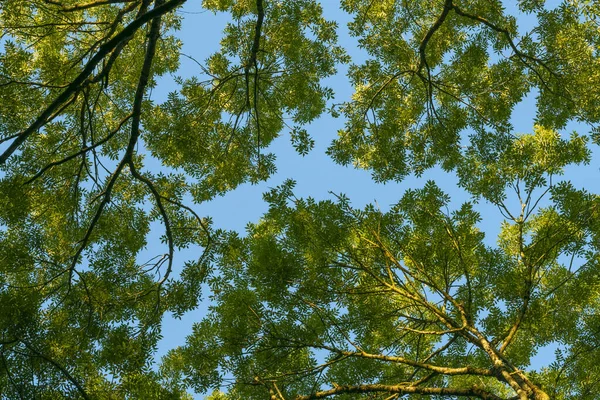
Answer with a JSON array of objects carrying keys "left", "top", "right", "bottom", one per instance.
[
  {"left": 294, "top": 383, "right": 505, "bottom": 400},
  {"left": 244, "top": 0, "right": 265, "bottom": 162},
  {"left": 124, "top": 0, "right": 163, "bottom": 161},
  {"left": 417, "top": 0, "right": 453, "bottom": 73},
  {"left": 341, "top": 350, "right": 494, "bottom": 377},
  {"left": 244, "top": 0, "right": 265, "bottom": 106}
]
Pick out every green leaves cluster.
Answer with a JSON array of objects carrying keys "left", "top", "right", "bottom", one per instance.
[
  {"left": 329, "top": 0, "right": 600, "bottom": 181},
  {"left": 0, "top": 0, "right": 342, "bottom": 397},
  {"left": 0, "top": 0, "right": 600, "bottom": 399}
]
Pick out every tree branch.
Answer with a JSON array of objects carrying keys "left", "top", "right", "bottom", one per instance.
[
  {"left": 23, "top": 113, "right": 132, "bottom": 184},
  {"left": 0, "top": 0, "right": 186, "bottom": 165},
  {"left": 44, "top": 0, "right": 139, "bottom": 13},
  {"left": 341, "top": 350, "right": 495, "bottom": 377},
  {"left": 20, "top": 339, "right": 91, "bottom": 400},
  {"left": 294, "top": 383, "right": 505, "bottom": 400}
]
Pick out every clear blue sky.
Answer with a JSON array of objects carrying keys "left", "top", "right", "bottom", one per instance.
[{"left": 149, "top": 0, "right": 600, "bottom": 395}]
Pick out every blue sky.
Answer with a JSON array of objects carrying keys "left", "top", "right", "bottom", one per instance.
[{"left": 150, "top": 0, "right": 600, "bottom": 395}]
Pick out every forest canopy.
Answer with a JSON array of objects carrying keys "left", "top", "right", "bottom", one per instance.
[{"left": 1, "top": 0, "right": 600, "bottom": 399}]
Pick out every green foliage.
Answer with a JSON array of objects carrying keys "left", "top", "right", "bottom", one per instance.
[
  {"left": 0, "top": 0, "right": 599, "bottom": 399},
  {"left": 0, "top": 0, "right": 341, "bottom": 397},
  {"left": 328, "top": 0, "right": 600, "bottom": 181},
  {"left": 180, "top": 140, "right": 600, "bottom": 398}
]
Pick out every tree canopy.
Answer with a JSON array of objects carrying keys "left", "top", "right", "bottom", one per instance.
[{"left": 0, "top": 0, "right": 599, "bottom": 399}]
